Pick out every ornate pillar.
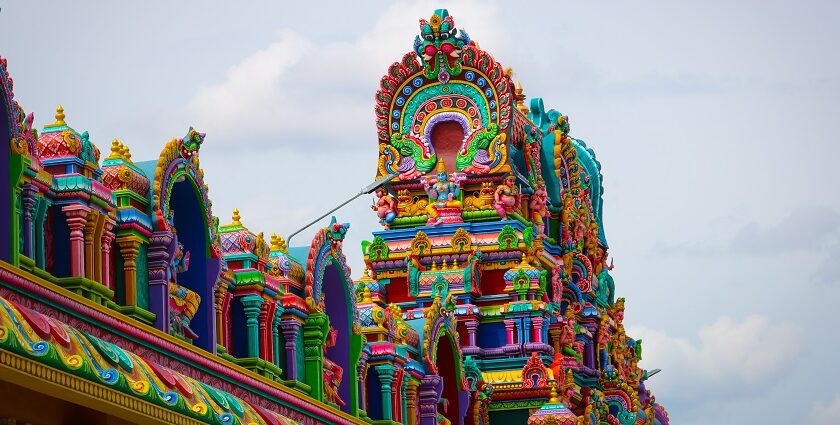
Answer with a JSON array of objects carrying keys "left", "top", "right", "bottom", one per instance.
[
  {"left": 214, "top": 281, "right": 229, "bottom": 348},
  {"left": 302, "top": 312, "right": 329, "bottom": 401},
  {"left": 83, "top": 209, "right": 98, "bottom": 280},
  {"left": 504, "top": 318, "right": 515, "bottom": 345},
  {"left": 21, "top": 184, "right": 37, "bottom": 259},
  {"left": 62, "top": 204, "right": 90, "bottom": 277},
  {"left": 418, "top": 375, "right": 443, "bottom": 425},
  {"left": 522, "top": 317, "right": 531, "bottom": 344},
  {"left": 147, "top": 231, "right": 175, "bottom": 331},
  {"left": 281, "top": 320, "right": 302, "bottom": 380},
  {"left": 240, "top": 294, "right": 264, "bottom": 358},
  {"left": 34, "top": 197, "right": 50, "bottom": 268},
  {"left": 100, "top": 218, "right": 115, "bottom": 291},
  {"left": 532, "top": 317, "right": 544, "bottom": 344},
  {"left": 465, "top": 319, "right": 479, "bottom": 347},
  {"left": 405, "top": 378, "right": 420, "bottom": 425},
  {"left": 116, "top": 234, "right": 143, "bottom": 306},
  {"left": 375, "top": 364, "right": 395, "bottom": 421},
  {"left": 272, "top": 302, "right": 283, "bottom": 367},
  {"left": 357, "top": 350, "right": 369, "bottom": 415}
]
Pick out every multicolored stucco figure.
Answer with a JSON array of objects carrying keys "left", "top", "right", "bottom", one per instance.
[
  {"left": 414, "top": 8, "right": 470, "bottom": 83},
  {"left": 372, "top": 187, "right": 398, "bottom": 229},
  {"left": 423, "top": 159, "right": 464, "bottom": 224}
]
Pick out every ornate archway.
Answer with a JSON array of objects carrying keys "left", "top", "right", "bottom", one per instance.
[
  {"left": 420, "top": 294, "right": 469, "bottom": 425},
  {"left": 147, "top": 128, "right": 221, "bottom": 352},
  {"left": 302, "top": 217, "right": 362, "bottom": 415}
]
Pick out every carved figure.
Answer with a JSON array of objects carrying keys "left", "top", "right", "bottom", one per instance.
[
  {"left": 168, "top": 243, "right": 201, "bottom": 340},
  {"left": 493, "top": 173, "right": 520, "bottom": 220},
  {"left": 530, "top": 179, "right": 549, "bottom": 233},
  {"left": 372, "top": 187, "right": 398, "bottom": 229},
  {"left": 423, "top": 159, "right": 464, "bottom": 225}
]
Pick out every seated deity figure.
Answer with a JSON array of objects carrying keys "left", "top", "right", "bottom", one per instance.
[
  {"left": 372, "top": 187, "right": 398, "bottom": 229},
  {"left": 169, "top": 243, "right": 201, "bottom": 340},
  {"left": 423, "top": 159, "right": 464, "bottom": 225},
  {"left": 493, "top": 173, "right": 520, "bottom": 220}
]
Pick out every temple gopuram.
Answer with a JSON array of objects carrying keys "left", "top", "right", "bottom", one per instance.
[{"left": 0, "top": 8, "right": 669, "bottom": 425}]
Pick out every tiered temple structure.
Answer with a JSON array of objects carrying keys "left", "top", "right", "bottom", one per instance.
[{"left": 0, "top": 8, "right": 669, "bottom": 425}]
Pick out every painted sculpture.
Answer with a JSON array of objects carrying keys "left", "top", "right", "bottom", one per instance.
[
  {"left": 0, "top": 7, "right": 669, "bottom": 425},
  {"left": 423, "top": 159, "right": 465, "bottom": 225}
]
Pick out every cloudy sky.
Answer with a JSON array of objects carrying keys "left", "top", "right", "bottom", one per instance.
[{"left": 2, "top": 1, "right": 838, "bottom": 423}]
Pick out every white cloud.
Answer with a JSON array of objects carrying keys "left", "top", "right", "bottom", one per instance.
[
  {"left": 810, "top": 395, "right": 840, "bottom": 425},
  {"left": 629, "top": 315, "right": 800, "bottom": 399},
  {"left": 185, "top": 1, "right": 510, "bottom": 151}
]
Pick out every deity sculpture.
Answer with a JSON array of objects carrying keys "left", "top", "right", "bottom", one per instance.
[
  {"left": 423, "top": 159, "right": 464, "bottom": 225},
  {"left": 323, "top": 325, "right": 346, "bottom": 407},
  {"left": 493, "top": 173, "right": 520, "bottom": 220},
  {"left": 529, "top": 179, "right": 549, "bottom": 233},
  {"left": 169, "top": 243, "right": 201, "bottom": 340},
  {"left": 372, "top": 187, "right": 398, "bottom": 229},
  {"left": 559, "top": 308, "right": 582, "bottom": 364}
]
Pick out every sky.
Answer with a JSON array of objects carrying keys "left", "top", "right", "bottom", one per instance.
[{"left": 2, "top": 1, "right": 839, "bottom": 423}]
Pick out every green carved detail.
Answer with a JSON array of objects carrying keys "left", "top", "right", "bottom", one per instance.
[
  {"left": 498, "top": 225, "right": 519, "bottom": 250},
  {"left": 368, "top": 236, "right": 389, "bottom": 261}
]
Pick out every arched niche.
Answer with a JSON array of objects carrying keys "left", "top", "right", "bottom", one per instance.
[
  {"left": 422, "top": 299, "right": 469, "bottom": 425},
  {"left": 304, "top": 222, "right": 361, "bottom": 415},
  {"left": 151, "top": 132, "right": 220, "bottom": 352}
]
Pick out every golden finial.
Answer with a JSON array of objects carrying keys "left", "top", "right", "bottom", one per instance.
[
  {"left": 231, "top": 209, "right": 241, "bottom": 226},
  {"left": 431, "top": 260, "right": 438, "bottom": 271},
  {"left": 54, "top": 105, "right": 66, "bottom": 126},
  {"left": 436, "top": 157, "right": 446, "bottom": 173},
  {"left": 270, "top": 233, "right": 288, "bottom": 253},
  {"left": 548, "top": 381, "right": 561, "bottom": 404},
  {"left": 107, "top": 138, "right": 134, "bottom": 162},
  {"left": 514, "top": 81, "right": 528, "bottom": 115},
  {"left": 504, "top": 66, "right": 514, "bottom": 78},
  {"left": 441, "top": 258, "right": 448, "bottom": 269},
  {"left": 361, "top": 285, "right": 373, "bottom": 303}
]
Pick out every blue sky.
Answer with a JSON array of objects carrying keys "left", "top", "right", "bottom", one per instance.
[{"left": 2, "top": 1, "right": 839, "bottom": 423}]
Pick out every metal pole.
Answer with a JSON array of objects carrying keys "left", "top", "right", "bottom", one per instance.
[{"left": 286, "top": 174, "right": 397, "bottom": 246}]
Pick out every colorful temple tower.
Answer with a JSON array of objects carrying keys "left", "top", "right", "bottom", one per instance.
[
  {"left": 0, "top": 8, "right": 669, "bottom": 425},
  {"left": 354, "top": 9, "right": 670, "bottom": 425}
]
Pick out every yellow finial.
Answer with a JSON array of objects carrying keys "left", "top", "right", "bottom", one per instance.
[
  {"left": 107, "top": 138, "right": 134, "bottom": 162},
  {"left": 548, "top": 381, "right": 561, "bottom": 404},
  {"left": 231, "top": 209, "right": 241, "bottom": 226},
  {"left": 361, "top": 285, "right": 373, "bottom": 303},
  {"left": 270, "top": 233, "right": 288, "bottom": 253},
  {"left": 441, "top": 258, "right": 448, "bottom": 269},
  {"left": 436, "top": 157, "right": 446, "bottom": 173},
  {"left": 54, "top": 105, "right": 66, "bottom": 126}
]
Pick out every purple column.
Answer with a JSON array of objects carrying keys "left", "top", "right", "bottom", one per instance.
[
  {"left": 21, "top": 184, "right": 37, "bottom": 259},
  {"left": 280, "top": 320, "right": 302, "bottom": 380},
  {"left": 147, "top": 231, "right": 175, "bottom": 331},
  {"left": 418, "top": 375, "right": 442, "bottom": 425}
]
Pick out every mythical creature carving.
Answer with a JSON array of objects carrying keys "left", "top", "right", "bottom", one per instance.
[
  {"left": 413, "top": 9, "right": 470, "bottom": 83},
  {"left": 168, "top": 243, "right": 201, "bottom": 340}
]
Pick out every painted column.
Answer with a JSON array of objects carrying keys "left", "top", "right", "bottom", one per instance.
[
  {"left": 272, "top": 302, "right": 283, "bottom": 368},
  {"left": 405, "top": 378, "right": 420, "bottom": 425},
  {"left": 418, "top": 374, "right": 443, "bottom": 425},
  {"left": 532, "top": 316, "right": 544, "bottom": 344},
  {"left": 100, "top": 218, "right": 115, "bottom": 291},
  {"left": 83, "top": 209, "right": 98, "bottom": 280},
  {"left": 20, "top": 184, "right": 37, "bottom": 259},
  {"left": 62, "top": 204, "right": 90, "bottom": 277},
  {"left": 147, "top": 231, "right": 175, "bottom": 331},
  {"left": 504, "top": 318, "right": 515, "bottom": 345},
  {"left": 522, "top": 316, "right": 531, "bottom": 344},
  {"left": 240, "top": 294, "right": 264, "bottom": 358},
  {"left": 258, "top": 300, "right": 272, "bottom": 361},
  {"left": 281, "top": 320, "right": 302, "bottom": 381},
  {"left": 34, "top": 197, "right": 50, "bottom": 268},
  {"left": 465, "top": 319, "right": 479, "bottom": 347},
  {"left": 356, "top": 350, "right": 369, "bottom": 415},
  {"left": 214, "top": 281, "right": 228, "bottom": 349},
  {"left": 302, "top": 312, "right": 329, "bottom": 401},
  {"left": 116, "top": 234, "right": 143, "bottom": 306},
  {"left": 375, "top": 364, "right": 395, "bottom": 421}
]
